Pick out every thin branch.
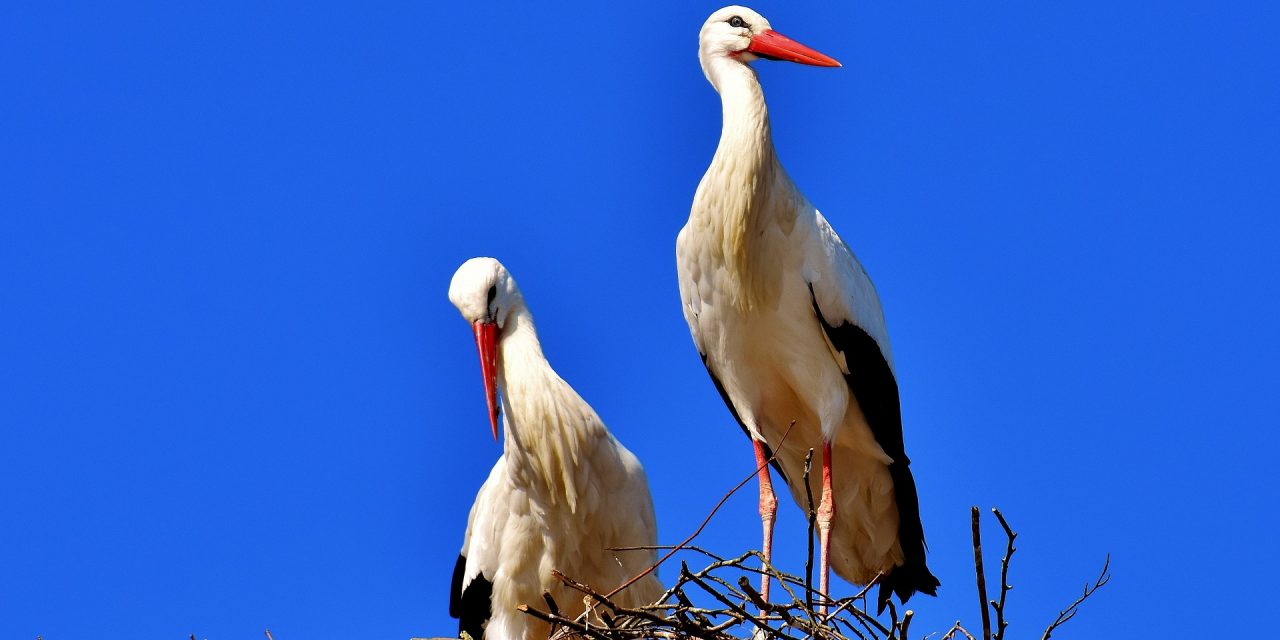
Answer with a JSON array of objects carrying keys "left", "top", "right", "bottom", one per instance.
[
  {"left": 682, "top": 563, "right": 798, "bottom": 640},
  {"left": 970, "top": 507, "right": 992, "bottom": 640},
  {"left": 897, "top": 609, "right": 914, "bottom": 640},
  {"left": 509, "top": 505, "right": 1106, "bottom": 640},
  {"left": 990, "top": 508, "right": 1016, "bottom": 640},
  {"left": 1041, "top": 555, "right": 1111, "bottom": 640},
  {"left": 517, "top": 604, "right": 614, "bottom": 640},
  {"left": 885, "top": 601, "right": 898, "bottom": 640},
  {"left": 543, "top": 591, "right": 562, "bottom": 617},
  {"left": 554, "top": 570, "right": 618, "bottom": 612},
  {"left": 941, "top": 621, "right": 978, "bottom": 640},
  {"left": 605, "top": 421, "right": 797, "bottom": 599},
  {"left": 803, "top": 448, "right": 817, "bottom": 612}
]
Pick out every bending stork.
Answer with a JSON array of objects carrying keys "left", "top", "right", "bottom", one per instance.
[
  {"left": 675, "top": 6, "right": 940, "bottom": 612},
  {"left": 447, "top": 257, "right": 663, "bottom": 640}
]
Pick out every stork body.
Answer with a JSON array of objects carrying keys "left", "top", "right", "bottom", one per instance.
[
  {"left": 448, "top": 258, "right": 663, "bottom": 640},
  {"left": 675, "top": 7, "right": 938, "bottom": 610}
]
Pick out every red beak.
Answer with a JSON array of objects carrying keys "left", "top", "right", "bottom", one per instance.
[
  {"left": 748, "top": 29, "right": 841, "bottom": 67},
  {"left": 472, "top": 320, "right": 499, "bottom": 441}
]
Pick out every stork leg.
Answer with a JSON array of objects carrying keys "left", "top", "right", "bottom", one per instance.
[
  {"left": 817, "top": 439, "right": 835, "bottom": 615},
  {"left": 752, "top": 439, "right": 778, "bottom": 606}
]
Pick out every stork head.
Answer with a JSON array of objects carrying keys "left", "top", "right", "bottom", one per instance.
[
  {"left": 699, "top": 6, "right": 841, "bottom": 74},
  {"left": 448, "top": 257, "right": 523, "bottom": 440}
]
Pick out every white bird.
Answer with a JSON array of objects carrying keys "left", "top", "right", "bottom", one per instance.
[
  {"left": 676, "top": 6, "right": 939, "bottom": 612},
  {"left": 447, "top": 257, "right": 663, "bottom": 640}
]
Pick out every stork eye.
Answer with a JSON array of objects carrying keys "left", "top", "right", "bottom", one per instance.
[
  {"left": 728, "top": 16, "right": 747, "bottom": 29},
  {"left": 486, "top": 284, "right": 497, "bottom": 307}
]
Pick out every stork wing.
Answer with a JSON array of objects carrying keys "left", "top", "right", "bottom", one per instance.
[
  {"left": 800, "top": 208, "right": 938, "bottom": 608},
  {"left": 801, "top": 207, "right": 903, "bottom": 467},
  {"left": 801, "top": 209, "right": 895, "bottom": 374},
  {"left": 675, "top": 225, "right": 709, "bottom": 358},
  {"left": 450, "top": 459, "right": 507, "bottom": 639}
]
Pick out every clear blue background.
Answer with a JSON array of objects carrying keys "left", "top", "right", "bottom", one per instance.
[{"left": 3, "top": 1, "right": 1277, "bottom": 638}]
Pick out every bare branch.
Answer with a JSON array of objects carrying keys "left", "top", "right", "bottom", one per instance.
[
  {"left": 803, "top": 448, "right": 817, "bottom": 612},
  {"left": 502, "top": 506, "right": 1107, "bottom": 640},
  {"left": 1041, "top": 555, "right": 1111, "bottom": 640},
  {"left": 897, "top": 609, "right": 914, "bottom": 640},
  {"left": 681, "top": 563, "right": 795, "bottom": 640},
  {"left": 517, "top": 604, "right": 614, "bottom": 640},
  {"left": 605, "top": 421, "right": 798, "bottom": 600},
  {"left": 940, "top": 621, "right": 978, "bottom": 640},
  {"left": 970, "top": 507, "right": 992, "bottom": 640},
  {"left": 991, "top": 508, "right": 1017, "bottom": 640}
]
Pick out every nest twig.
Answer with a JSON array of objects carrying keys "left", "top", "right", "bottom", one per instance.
[
  {"left": 512, "top": 504, "right": 1109, "bottom": 640},
  {"left": 502, "top": 437, "right": 1108, "bottom": 640}
]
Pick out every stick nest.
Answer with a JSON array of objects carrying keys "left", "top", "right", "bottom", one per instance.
[{"left": 516, "top": 508, "right": 1109, "bottom": 640}]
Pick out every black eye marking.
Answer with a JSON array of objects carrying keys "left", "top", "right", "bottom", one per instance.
[
  {"left": 728, "top": 16, "right": 748, "bottom": 29},
  {"left": 486, "top": 285, "right": 497, "bottom": 314}
]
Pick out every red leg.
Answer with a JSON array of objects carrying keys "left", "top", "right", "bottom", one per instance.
[
  {"left": 817, "top": 439, "right": 835, "bottom": 614},
  {"left": 753, "top": 439, "right": 778, "bottom": 605}
]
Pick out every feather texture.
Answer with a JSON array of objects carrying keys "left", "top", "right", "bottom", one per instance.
[
  {"left": 449, "top": 260, "right": 663, "bottom": 640},
  {"left": 677, "top": 12, "right": 938, "bottom": 609}
]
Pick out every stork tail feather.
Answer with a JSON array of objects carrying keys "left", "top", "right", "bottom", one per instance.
[{"left": 875, "top": 461, "right": 939, "bottom": 613}]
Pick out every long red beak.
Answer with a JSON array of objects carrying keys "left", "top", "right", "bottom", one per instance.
[
  {"left": 472, "top": 320, "right": 499, "bottom": 441},
  {"left": 748, "top": 29, "right": 841, "bottom": 67}
]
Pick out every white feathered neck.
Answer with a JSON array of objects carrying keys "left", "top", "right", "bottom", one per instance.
[
  {"left": 692, "top": 56, "right": 802, "bottom": 310},
  {"left": 495, "top": 304, "right": 605, "bottom": 514}
]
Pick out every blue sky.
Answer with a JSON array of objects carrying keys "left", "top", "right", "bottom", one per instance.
[{"left": 2, "top": 1, "right": 1278, "bottom": 638}]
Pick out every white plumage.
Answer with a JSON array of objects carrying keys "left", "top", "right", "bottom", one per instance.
[
  {"left": 676, "top": 6, "right": 939, "bottom": 611},
  {"left": 447, "top": 258, "right": 663, "bottom": 640}
]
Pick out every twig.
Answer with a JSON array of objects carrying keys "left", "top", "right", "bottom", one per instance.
[
  {"left": 941, "top": 621, "right": 978, "bottom": 640},
  {"left": 990, "top": 509, "right": 1016, "bottom": 640},
  {"left": 823, "top": 578, "right": 890, "bottom": 637},
  {"left": 517, "top": 505, "right": 1106, "bottom": 640},
  {"left": 543, "top": 591, "right": 562, "bottom": 616},
  {"left": 1040, "top": 555, "right": 1111, "bottom": 640},
  {"left": 885, "top": 601, "right": 898, "bottom": 640},
  {"left": 897, "top": 609, "right": 914, "bottom": 640},
  {"left": 553, "top": 572, "right": 676, "bottom": 628},
  {"left": 803, "top": 448, "right": 817, "bottom": 612},
  {"left": 681, "top": 563, "right": 797, "bottom": 640},
  {"left": 516, "top": 604, "right": 613, "bottom": 640},
  {"left": 555, "top": 571, "right": 618, "bottom": 612},
  {"left": 264, "top": 630, "right": 275, "bottom": 640},
  {"left": 824, "top": 593, "right": 890, "bottom": 638},
  {"left": 971, "top": 507, "right": 992, "bottom": 640},
  {"left": 764, "top": 552, "right": 820, "bottom": 631},
  {"left": 605, "top": 421, "right": 797, "bottom": 599},
  {"left": 608, "top": 545, "right": 725, "bottom": 563}
]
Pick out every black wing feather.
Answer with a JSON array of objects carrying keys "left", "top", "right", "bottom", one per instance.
[
  {"left": 808, "top": 285, "right": 940, "bottom": 612},
  {"left": 450, "top": 553, "right": 492, "bottom": 639}
]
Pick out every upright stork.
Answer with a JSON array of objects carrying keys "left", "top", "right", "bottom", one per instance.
[
  {"left": 447, "top": 257, "right": 663, "bottom": 640},
  {"left": 675, "top": 6, "right": 939, "bottom": 612}
]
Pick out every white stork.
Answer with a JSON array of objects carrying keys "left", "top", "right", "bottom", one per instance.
[
  {"left": 675, "top": 6, "right": 939, "bottom": 612},
  {"left": 447, "top": 257, "right": 664, "bottom": 640}
]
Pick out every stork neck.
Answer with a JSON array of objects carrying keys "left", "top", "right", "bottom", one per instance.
[
  {"left": 494, "top": 304, "right": 600, "bottom": 513},
  {"left": 495, "top": 303, "right": 553, "bottom": 455},
  {"left": 694, "top": 58, "right": 790, "bottom": 310},
  {"left": 495, "top": 304, "right": 550, "bottom": 406},
  {"left": 709, "top": 59, "right": 775, "bottom": 177}
]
